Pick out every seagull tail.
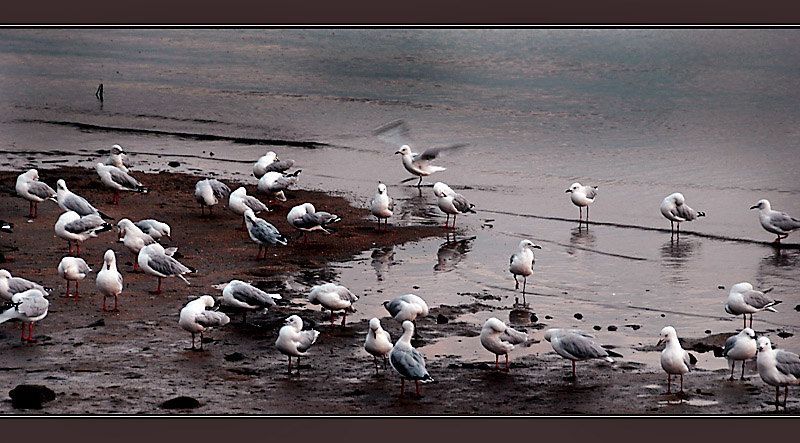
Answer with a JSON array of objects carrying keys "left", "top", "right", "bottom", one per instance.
[
  {"left": 420, "top": 374, "right": 435, "bottom": 384},
  {"left": 178, "top": 274, "right": 191, "bottom": 285},
  {"left": 697, "top": 211, "right": 706, "bottom": 217},
  {"left": 606, "top": 349, "right": 623, "bottom": 359}
]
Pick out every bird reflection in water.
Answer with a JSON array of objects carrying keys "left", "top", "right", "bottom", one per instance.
[
  {"left": 370, "top": 247, "right": 396, "bottom": 282},
  {"left": 434, "top": 235, "right": 476, "bottom": 273},
  {"left": 566, "top": 225, "right": 596, "bottom": 256}
]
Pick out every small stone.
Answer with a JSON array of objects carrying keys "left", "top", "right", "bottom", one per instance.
[
  {"left": 9, "top": 384, "right": 56, "bottom": 409},
  {"left": 608, "top": 325, "right": 618, "bottom": 331},
  {"left": 794, "top": 304, "right": 800, "bottom": 312},
  {"left": 660, "top": 314, "right": 666, "bottom": 317},
  {"left": 530, "top": 314, "right": 538, "bottom": 323},
  {"left": 160, "top": 396, "right": 201, "bottom": 409},
  {"left": 573, "top": 313, "right": 583, "bottom": 320},
  {"left": 718, "top": 285, "right": 725, "bottom": 290},
  {"left": 436, "top": 314, "right": 449, "bottom": 324},
  {"left": 544, "top": 315, "right": 553, "bottom": 320},
  {"left": 593, "top": 325, "right": 602, "bottom": 331},
  {"left": 777, "top": 331, "right": 794, "bottom": 339},
  {"left": 705, "top": 330, "right": 712, "bottom": 334},
  {"left": 168, "top": 161, "right": 181, "bottom": 168},
  {"left": 412, "top": 286, "right": 420, "bottom": 290},
  {"left": 625, "top": 324, "right": 641, "bottom": 331}
]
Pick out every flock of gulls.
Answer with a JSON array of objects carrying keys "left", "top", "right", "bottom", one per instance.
[{"left": 2, "top": 119, "right": 800, "bottom": 409}]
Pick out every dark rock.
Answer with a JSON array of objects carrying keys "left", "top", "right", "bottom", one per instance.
[
  {"left": 168, "top": 161, "right": 181, "bottom": 168},
  {"left": 607, "top": 325, "right": 618, "bottom": 331},
  {"left": 794, "top": 304, "right": 800, "bottom": 312},
  {"left": 530, "top": 314, "right": 538, "bottom": 323},
  {"left": 436, "top": 313, "right": 449, "bottom": 324},
  {"left": 625, "top": 324, "right": 641, "bottom": 331},
  {"left": 160, "top": 396, "right": 201, "bottom": 409},
  {"left": 544, "top": 315, "right": 553, "bottom": 320},
  {"left": 593, "top": 325, "right": 601, "bottom": 331},
  {"left": 86, "top": 319, "right": 105, "bottom": 328},
  {"left": 9, "top": 384, "right": 56, "bottom": 409},
  {"left": 660, "top": 314, "right": 665, "bottom": 317},
  {"left": 573, "top": 313, "right": 583, "bottom": 320},
  {"left": 777, "top": 331, "right": 794, "bottom": 339},
  {"left": 705, "top": 330, "right": 712, "bottom": 334},
  {"left": 718, "top": 285, "right": 725, "bottom": 290},
  {"left": 225, "top": 352, "right": 246, "bottom": 362}
]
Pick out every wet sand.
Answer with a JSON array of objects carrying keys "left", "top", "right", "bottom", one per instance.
[{"left": 0, "top": 167, "right": 795, "bottom": 415}]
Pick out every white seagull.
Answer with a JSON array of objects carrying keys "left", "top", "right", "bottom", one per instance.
[
  {"left": 544, "top": 328, "right": 620, "bottom": 378},
  {"left": 194, "top": 178, "right": 231, "bottom": 217},
  {"left": 55, "top": 211, "right": 112, "bottom": 256},
  {"left": 229, "top": 187, "right": 270, "bottom": 230},
  {"left": 660, "top": 192, "right": 705, "bottom": 236},
  {"left": 258, "top": 170, "right": 301, "bottom": 206},
  {"left": 723, "top": 328, "right": 757, "bottom": 381},
  {"left": 95, "top": 163, "right": 147, "bottom": 205},
  {"left": 179, "top": 295, "right": 230, "bottom": 351},
  {"left": 253, "top": 151, "right": 295, "bottom": 178},
  {"left": 308, "top": 283, "right": 359, "bottom": 327},
  {"left": 725, "top": 282, "right": 781, "bottom": 329},
  {"left": 364, "top": 317, "right": 393, "bottom": 375},
  {"left": 56, "top": 179, "right": 111, "bottom": 219},
  {"left": 481, "top": 318, "right": 529, "bottom": 371},
  {"left": 137, "top": 243, "right": 194, "bottom": 294},
  {"left": 565, "top": 182, "right": 598, "bottom": 221},
  {"left": 58, "top": 256, "right": 91, "bottom": 298},
  {"left": 134, "top": 219, "right": 172, "bottom": 241},
  {"left": 389, "top": 320, "right": 434, "bottom": 397},
  {"left": 0, "top": 269, "right": 48, "bottom": 302},
  {"left": 658, "top": 326, "right": 696, "bottom": 395},
  {"left": 383, "top": 294, "right": 429, "bottom": 324},
  {"left": 15, "top": 169, "right": 56, "bottom": 218},
  {"left": 106, "top": 144, "right": 131, "bottom": 173},
  {"left": 756, "top": 336, "right": 800, "bottom": 409},
  {"left": 96, "top": 249, "right": 123, "bottom": 312},
  {"left": 244, "top": 208, "right": 288, "bottom": 260},
  {"left": 509, "top": 239, "right": 542, "bottom": 306},
  {"left": 286, "top": 203, "right": 340, "bottom": 245},
  {"left": 221, "top": 279, "right": 281, "bottom": 323},
  {"left": 750, "top": 199, "right": 800, "bottom": 243},
  {"left": 433, "top": 182, "right": 475, "bottom": 229},
  {"left": 118, "top": 218, "right": 158, "bottom": 271},
  {"left": 370, "top": 182, "right": 394, "bottom": 230},
  {"left": 275, "top": 315, "right": 320, "bottom": 374},
  {"left": 0, "top": 289, "right": 49, "bottom": 343}
]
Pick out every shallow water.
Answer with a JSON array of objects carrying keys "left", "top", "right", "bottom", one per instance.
[{"left": 1, "top": 29, "right": 798, "bottom": 373}]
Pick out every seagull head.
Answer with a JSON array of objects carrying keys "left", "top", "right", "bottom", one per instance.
[
  {"left": 566, "top": 183, "right": 581, "bottom": 193},
  {"left": 395, "top": 145, "right": 412, "bottom": 156},
  {"left": 111, "top": 144, "right": 124, "bottom": 155},
  {"left": 757, "top": 336, "right": 771, "bottom": 353},
  {"left": 657, "top": 326, "right": 678, "bottom": 346},
  {"left": 750, "top": 199, "right": 770, "bottom": 211},
  {"left": 377, "top": 183, "right": 387, "bottom": 194},
  {"left": 56, "top": 179, "right": 68, "bottom": 192},
  {"left": 520, "top": 239, "right": 542, "bottom": 251}
]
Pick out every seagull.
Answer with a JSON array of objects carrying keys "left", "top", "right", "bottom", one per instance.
[
  {"left": 756, "top": 336, "right": 800, "bottom": 409},
  {"left": 658, "top": 326, "right": 696, "bottom": 395},
  {"left": 95, "top": 163, "right": 147, "bottom": 205},
  {"left": 56, "top": 179, "right": 112, "bottom": 219},
  {"left": 179, "top": 295, "right": 230, "bottom": 351},
  {"left": 244, "top": 208, "right": 288, "bottom": 260},
  {"left": 96, "top": 249, "right": 123, "bottom": 312},
  {"left": 383, "top": 294, "right": 429, "bottom": 324},
  {"left": 137, "top": 243, "right": 194, "bottom": 294},
  {"left": 750, "top": 199, "right": 800, "bottom": 243},
  {"left": 308, "top": 283, "right": 359, "bottom": 327},
  {"left": 15, "top": 169, "right": 56, "bottom": 218},
  {"left": 509, "top": 239, "right": 542, "bottom": 306},
  {"left": 725, "top": 282, "right": 781, "bottom": 329},
  {"left": 723, "top": 328, "right": 757, "bottom": 381},
  {"left": 118, "top": 219, "right": 158, "bottom": 272},
  {"left": 134, "top": 219, "right": 172, "bottom": 241},
  {"left": 364, "top": 317, "right": 393, "bottom": 375},
  {"left": 433, "top": 182, "right": 475, "bottom": 229},
  {"left": 370, "top": 182, "right": 394, "bottom": 230},
  {"left": 221, "top": 279, "right": 281, "bottom": 323},
  {"left": 58, "top": 256, "right": 91, "bottom": 298},
  {"left": 390, "top": 320, "right": 434, "bottom": 397},
  {"left": 660, "top": 192, "right": 705, "bottom": 236},
  {"left": 543, "top": 328, "right": 620, "bottom": 378},
  {"left": 0, "top": 289, "right": 49, "bottom": 342},
  {"left": 565, "top": 182, "right": 598, "bottom": 221},
  {"left": 373, "top": 119, "right": 467, "bottom": 188},
  {"left": 106, "top": 144, "right": 131, "bottom": 173},
  {"left": 286, "top": 203, "right": 340, "bottom": 246},
  {"left": 55, "top": 211, "right": 112, "bottom": 256},
  {"left": 230, "top": 187, "right": 270, "bottom": 230},
  {"left": 194, "top": 178, "right": 231, "bottom": 217},
  {"left": 275, "top": 315, "right": 320, "bottom": 374},
  {"left": 0, "top": 220, "right": 12, "bottom": 233},
  {"left": 0, "top": 269, "right": 48, "bottom": 302},
  {"left": 258, "top": 170, "right": 301, "bottom": 206},
  {"left": 481, "top": 318, "right": 528, "bottom": 371},
  {"left": 253, "top": 151, "right": 295, "bottom": 178}
]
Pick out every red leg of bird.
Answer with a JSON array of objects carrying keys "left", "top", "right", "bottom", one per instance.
[
  {"left": 27, "top": 323, "right": 35, "bottom": 342},
  {"left": 304, "top": 232, "right": 308, "bottom": 246},
  {"left": 522, "top": 277, "right": 527, "bottom": 295},
  {"left": 374, "top": 356, "right": 379, "bottom": 375},
  {"left": 495, "top": 355, "right": 499, "bottom": 370},
  {"left": 331, "top": 312, "right": 335, "bottom": 327},
  {"left": 749, "top": 314, "right": 753, "bottom": 329},
  {"left": 29, "top": 202, "right": 34, "bottom": 218},
  {"left": 586, "top": 206, "right": 589, "bottom": 221},
  {"left": 63, "top": 280, "right": 70, "bottom": 298},
  {"left": 579, "top": 207, "right": 582, "bottom": 220},
  {"left": 742, "top": 315, "right": 746, "bottom": 329},
  {"left": 151, "top": 277, "right": 162, "bottom": 294},
  {"left": 75, "top": 280, "right": 81, "bottom": 298},
  {"left": 34, "top": 202, "right": 38, "bottom": 218},
  {"left": 514, "top": 275, "right": 519, "bottom": 290},
  {"left": 76, "top": 242, "right": 81, "bottom": 256},
  {"left": 296, "top": 357, "right": 301, "bottom": 374},
  {"left": 572, "top": 361, "right": 576, "bottom": 377},
  {"left": 342, "top": 311, "right": 347, "bottom": 326},
  {"left": 415, "top": 380, "right": 421, "bottom": 397},
  {"left": 667, "top": 374, "right": 671, "bottom": 394},
  {"left": 775, "top": 387, "right": 780, "bottom": 408},
  {"left": 784, "top": 386, "right": 788, "bottom": 407},
  {"left": 68, "top": 241, "right": 73, "bottom": 256},
  {"left": 506, "top": 354, "right": 509, "bottom": 371},
  {"left": 417, "top": 176, "right": 422, "bottom": 187},
  {"left": 199, "top": 331, "right": 204, "bottom": 351},
  {"left": 134, "top": 261, "right": 138, "bottom": 272},
  {"left": 729, "top": 362, "right": 735, "bottom": 381},
  {"left": 443, "top": 214, "right": 449, "bottom": 229},
  {"left": 452, "top": 214, "right": 457, "bottom": 229},
  {"left": 680, "top": 374, "right": 684, "bottom": 393},
  {"left": 103, "top": 295, "right": 107, "bottom": 312},
  {"left": 741, "top": 360, "right": 746, "bottom": 379},
  {"left": 287, "top": 356, "right": 292, "bottom": 374},
  {"left": 20, "top": 322, "right": 26, "bottom": 341}
]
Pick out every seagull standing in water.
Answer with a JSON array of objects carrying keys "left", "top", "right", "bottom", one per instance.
[
  {"left": 55, "top": 211, "right": 112, "bottom": 256},
  {"left": 308, "top": 283, "right": 359, "bottom": 327},
  {"left": 660, "top": 192, "right": 705, "bottom": 236},
  {"left": 96, "top": 249, "right": 123, "bottom": 312},
  {"left": 58, "top": 256, "right": 91, "bottom": 298},
  {"left": 509, "top": 239, "right": 541, "bottom": 306},
  {"left": 756, "top": 336, "right": 800, "bottom": 409},
  {"left": 364, "top": 318, "right": 393, "bottom": 375},
  {"left": 258, "top": 170, "right": 301, "bottom": 206},
  {"left": 179, "top": 295, "right": 230, "bottom": 351},
  {"left": 15, "top": 169, "right": 56, "bottom": 218},
  {"left": 390, "top": 321, "right": 434, "bottom": 397},
  {"left": 725, "top": 282, "right": 781, "bottom": 329},
  {"left": 95, "top": 163, "right": 147, "bottom": 205},
  {"left": 0, "top": 289, "right": 49, "bottom": 342},
  {"left": 370, "top": 183, "right": 393, "bottom": 231},
  {"left": 221, "top": 279, "right": 281, "bottom": 323},
  {"left": 253, "top": 151, "right": 295, "bottom": 178},
  {"left": 543, "top": 328, "right": 620, "bottom": 378},
  {"left": 275, "top": 315, "right": 320, "bottom": 374},
  {"left": 244, "top": 208, "right": 288, "bottom": 260},
  {"left": 723, "top": 328, "right": 757, "bottom": 381},
  {"left": 565, "top": 182, "right": 598, "bottom": 221},
  {"left": 433, "top": 182, "right": 475, "bottom": 229},
  {"left": 194, "top": 179, "right": 231, "bottom": 217},
  {"left": 286, "top": 203, "right": 340, "bottom": 245},
  {"left": 481, "top": 318, "right": 528, "bottom": 371},
  {"left": 750, "top": 199, "right": 800, "bottom": 243},
  {"left": 658, "top": 326, "right": 696, "bottom": 395}
]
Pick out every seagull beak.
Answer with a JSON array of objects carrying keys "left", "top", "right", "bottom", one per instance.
[
  {"left": 533, "top": 244, "right": 542, "bottom": 249},
  {"left": 394, "top": 151, "right": 401, "bottom": 155},
  {"left": 749, "top": 205, "right": 758, "bottom": 210},
  {"left": 168, "top": 235, "right": 173, "bottom": 241},
  {"left": 657, "top": 338, "right": 664, "bottom": 346},
  {"left": 565, "top": 189, "right": 572, "bottom": 193}
]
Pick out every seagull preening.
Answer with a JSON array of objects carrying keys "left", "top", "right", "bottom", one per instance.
[
  {"left": 0, "top": 269, "right": 48, "bottom": 302},
  {"left": 723, "top": 328, "right": 757, "bottom": 381},
  {"left": 95, "top": 163, "right": 147, "bottom": 205},
  {"left": 138, "top": 243, "right": 194, "bottom": 294},
  {"left": 308, "top": 283, "right": 358, "bottom": 327},
  {"left": 370, "top": 182, "right": 393, "bottom": 230},
  {"left": 543, "top": 328, "right": 620, "bottom": 378},
  {"left": 364, "top": 317, "right": 393, "bottom": 375},
  {"left": 481, "top": 318, "right": 528, "bottom": 371},
  {"left": 724, "top": 282, "right": 781, "bottom": 329},
  {"left": 658, "top": 326, "right": 696, "bottom": 395},
  {"left": 106, "top": 144, "right": 131, "bottom": 173},
  {"left": 96, "top": 249, "right": 123, "bottom": 312},
  {"left": 55, "top": 211, "right": 112, "bottom": 256},
  {"left": 134, "top": 219, "right": 172, "bottom": 241},
  {"left": 16, "top": 169, "right": 56, "bottom": 218},
  {"left": 179, "top": 295, "right": 230, "bottom": 351},
  {"left": 0, "top": 289, "right": 49, "bottom": 342},
  {"left": 565, "top": 182, "right": 598, "bottom": 222},
  {"left": 383, "top": 294, "right": 429, "bottom": 325},
  {"left": 286, "top": 203, "right": 340, "bottom": 245},
  {"left": 56, "top": 179, "right": 112, "bottom": 220},
  {"left": 258, "top": 170, "right": 301, "bottom": 206},
  {"left": 275, "top": 315, "right": 320, "bottom": 374},
  {"left": 433, "top": 182, "right": 475, "bottom": 229},
  {"left": 194, "top": 178, "right": 231, "bottom": 217},
  {"left": 509, "top": 240, "right": 541, "bottom": 306},
  {"left": 58, "top": 256, "right": 91, "bottom": 298},
  {"left": 756, "top": 336, "right": 800, "bottom": 409},
  {"left": 253, "top": 151, "right": 295, "bottom": 178},
  {"left": 229, "top": 187, "right": 270, "bottom": 230},
  {"left": 244, "top": 208, "right": 288, "bottom": 260},
  {"left": 660, "top": 192, "right": 705, "bottom": 236},
  {"left": 750, "top": 199, "right": 800, "bottom": 243},
  {"left": 221, "top": 279, "right": 281, "bottom": 323},
  {"left": 389, "top": 320, "right": 434, "bottom": 397},
  {"left": 118, "top": 218, "right": 158, "bottom": 271}
]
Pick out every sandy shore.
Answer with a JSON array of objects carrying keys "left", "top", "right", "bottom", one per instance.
[{"left": 0, "top": 167, "right": 794, "bottom": 415}]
